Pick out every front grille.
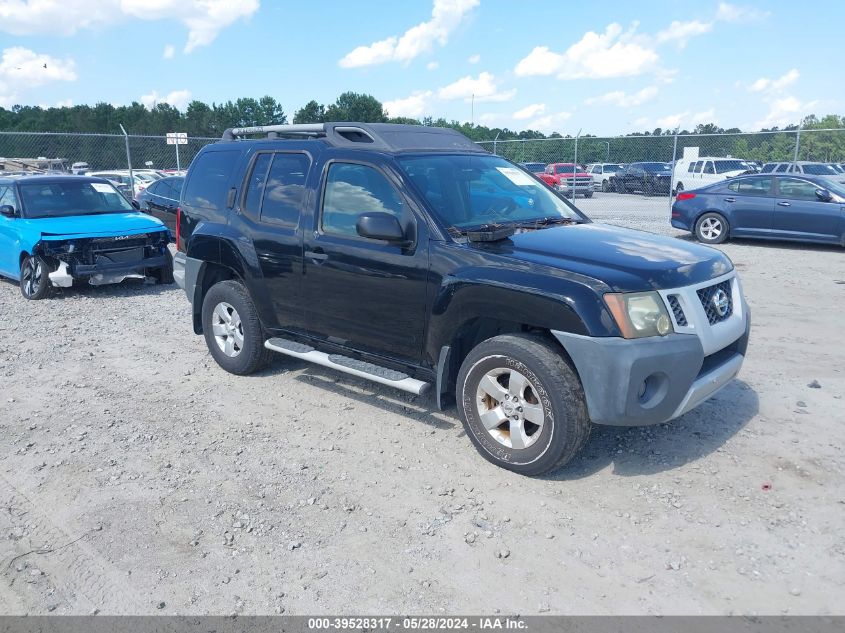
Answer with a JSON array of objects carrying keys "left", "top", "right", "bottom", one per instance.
[
  {"left": 667, "top": 294, "right": 687, "bottom": 326},
  {"left": 697, "top": 280, "right": 733, "bottom": 325}
]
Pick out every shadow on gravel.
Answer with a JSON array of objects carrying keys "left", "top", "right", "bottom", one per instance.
[
  {"left": 290, "top": 367, "right": 456, "bottom": 430},
  {"left": 546, "top": 379, "right": 758, "bottom": 480},
  {"left": 674, "top": 233, "right": 844, "bottom": 253},
  {"left": 0, "top": 276, "right": 179, "bottom": 300}
]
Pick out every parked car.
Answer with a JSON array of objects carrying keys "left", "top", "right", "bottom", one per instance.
[
  {"left": 673, "top": 157, "right": 748, "bottom": 193},
  {"left": 671, "top": 173, "right": 845, "bottom": 246},
  {"left": 537, "top": 163, "right": 594, "bottom": 197},
  {"left": 134, "top": 175, "right": 183, "bottom": 235},
  {"left": 518, "top": 162, "right": 546, "bottom": 174},
  {"left": 173, "top": 122, "right": 750, "bottom": 476},
  {"left": 585, "top": 163, "right": 623, "bottom": 192},
  {"left": 610, "top": 162, "right": 673, "bottom": 195},
  {"left": 760, "top": 162, "right": 845, "bottom": 184},
  {"left": 0, "top": 175, "right": 173, "bottom": 299},
  {"left": 88, "top": 170, "right": 154, "bottom": 197}
]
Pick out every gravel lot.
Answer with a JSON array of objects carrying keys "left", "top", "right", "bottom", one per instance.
[{"left": 1, "top": 192, "right": 843, "bottom": 615}]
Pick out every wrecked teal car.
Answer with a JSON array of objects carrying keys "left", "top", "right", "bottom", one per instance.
[{"left": 0, "top": 175, "right": 172, "bottom": 299}]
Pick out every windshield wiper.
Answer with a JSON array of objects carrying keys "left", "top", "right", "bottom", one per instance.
[
  {"left": 512, "top": 216, "right": 581, "bottom": 229},
  {"left": 452, "top": 223, "right": 516, "bottom": 242}
]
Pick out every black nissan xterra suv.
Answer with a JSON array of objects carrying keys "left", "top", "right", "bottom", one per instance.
[{"left": 173, "top": 123, "right": 750, "bottom": 475}]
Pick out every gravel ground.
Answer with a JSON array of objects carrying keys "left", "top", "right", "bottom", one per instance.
[{"left": 1, "top": 193, "right": 843, "bottom": 615}]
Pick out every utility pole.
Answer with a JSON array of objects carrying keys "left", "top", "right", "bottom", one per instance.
[{"left": 119, "top": 124, "right": 134, "bottom": 197}]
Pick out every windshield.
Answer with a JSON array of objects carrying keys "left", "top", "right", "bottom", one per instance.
[
  {"left": 554, "top": 165, "right": 578, "bottom": 174},
  {"left": 818, "top": 177, "right": 845, "bottom": 198},
  {"left": 801, "top": 163, "right": 838, "bottom": 175},
  {"left": 715, "top": 160, "right": 748, "bottom": 174},
  {"left": 642, "top": 162, "right": 670, "bottom": 172},
  {"left": 603, "top": 164, "right": 622, "bottom": 172},
  {"left": 398, "top": 154, "right": 583, "bottom": 231},
  {"left": 19, "top": 180, "right": 135, "bottom": 218}
]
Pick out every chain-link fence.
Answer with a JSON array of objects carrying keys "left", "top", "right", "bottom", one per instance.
[
  {"left": 0, "top": 131, "right": 219, "bottom": 174},
  {"left": 476, "top": 128, "right": 845, "bottom": 219}
]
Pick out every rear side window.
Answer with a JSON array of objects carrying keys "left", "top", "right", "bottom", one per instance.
[
  {"left": 261, "top": 153, "right": 310, "bottom": 226},
  {"left": 727, "top": 177, "right": 772, "bottom": 196},
  {"left": 703, "top": 161, "right": 715, "bottom": 174},
  {"left": 243, "top": 153, "right": 272, "bottom": 217},
  {"left": 183, "top": 149, "right": 239, "bottom": 211},
  {"left": 761, "top": 164, "right": 775, "bottom": 173},
  {"left": 145, "top": 180, "right": 162, "bottom": 195},
  {"left": 687, "top": 162, "right": 696, "bottom": 173},
  {"left": 774, "top": 164, "right": 789, "bottom": 173},
  {"left": 322, "top": 163, "right": 404, "bottom": 237}
]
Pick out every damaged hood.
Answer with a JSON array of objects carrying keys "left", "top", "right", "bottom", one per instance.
[{"left": 19, "top": 212, "right": 165, "bottom": 240}]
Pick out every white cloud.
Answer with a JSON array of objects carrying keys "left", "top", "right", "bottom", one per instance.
[
  {"left": 0, "top": 1, "right": 258, "bottom": 54},
  {"left": 55, "top": 98, "right": 73, "bottom": 108},
  {"left": 525, "top": 111, "right": 572, "bottom": 133},
  {"left": 0, "top": 46, "right": 77, "bottom": 107},
  {"left": 655, "top": 20, "right": 713, "bottom": 49},
  {"left": 426, "top": 61, "right": 439, "bottom": 70},
  {"left": 691, "top": 109, "right": 717, "bottom": 126},
  {"left": 514, "top": 24, "right": 659, "bottom": 80},
  {"left": 384, "top": 91, "right": 434, "bottom": 118},
  {"left": 468, "top": 53, "right": 480, "bottom": 64},
  {"left": 512, "top": 103, "right": 545, "bottom": 120},
  {"left": 754, "top": 96, "right": 817, "bottom": 130},
  {"left": 163, "top": 44, "right": 175, "bottom": 59},
  {"left": 437, "top": 71, "right": 515, "bottom": 102},
  {"left": 652, "top": 109, "right": 718, "bottom": 129},
  {"left": 716, "top": 2, "right": 770, "bottom": 22},
  {"left": 339, "top": 0, "right": 479, "bottom": 68},
  {"left": 584, "top": 86, "right": 658, "bottom": 107},
  {"left": 749, "top": 68, "right": 799, "bottom": 93},
  {"left": 656, "top": 112, "right": 688, "bottom": 129},
  {"left": 141, "top": 88, "right": 192, "bottom": 111}
]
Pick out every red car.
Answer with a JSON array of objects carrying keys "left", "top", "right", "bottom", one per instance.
[{"left": 537, "top": 163, "right": 594, "bottom": 198}]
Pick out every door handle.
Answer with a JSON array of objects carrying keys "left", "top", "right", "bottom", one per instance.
[
  {"left": 723, "top": 197, "right": 735, "bottom": 203},
  {"left": 305, "top": 249, "right": 328, "bottom": 263},
  {"left": 777, "top": 201, "right": 791, "bottom": 207}
]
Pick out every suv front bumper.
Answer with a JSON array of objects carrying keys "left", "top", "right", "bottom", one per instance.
[{"left": 551, "top": 312, "right": 750, "bottom": 426}]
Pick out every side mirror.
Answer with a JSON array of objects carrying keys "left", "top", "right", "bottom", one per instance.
[
  {"left": 131, "top": 200, "right": 141, "bottom": 210},
  {"left": 0, "top": 204, "right": 16, "bottom": 217},
  {"left": 815, "top": 188, "right": 832, "bottom": 202},
  {"left": 356, "top": 212, "right": 406, "bottom": 242}
]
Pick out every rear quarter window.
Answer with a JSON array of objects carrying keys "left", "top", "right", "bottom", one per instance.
[{"left": 183, "top": 149, "right": 240, "bottom": 211}]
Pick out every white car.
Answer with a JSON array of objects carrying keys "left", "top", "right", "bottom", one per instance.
[
  {"left": 88, "top": 170, "right": 155, "bottom": 197},
  {"left": 585, "top": 163, "right": 623, "bottom": 192},
  {"left": 673, "top": 158, "right": 749, "bottom": 193}
]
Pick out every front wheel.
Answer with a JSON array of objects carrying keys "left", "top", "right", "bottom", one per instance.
[
  {"left": 20, "top": 255, "right": 51, "bottom": 300},
  {"left": 201, "top": 279, "right": 272, "bottom": 375},
  {"left": 695, "top": 212, "right": 729, "bottom": 244},
  {"left": 601, "top": 179, "right": 609, "bottom": 192},
  {"left": 456, "top": 334, "right": 591, "bottom": 476},
  {"left": 583, "top": 190, "right": 594, "bottom": 198},
  {"left": 152, "top": 248, "right": 174, "bottom": 284}
]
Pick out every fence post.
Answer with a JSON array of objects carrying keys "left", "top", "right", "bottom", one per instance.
[
  {"left": 119, "top": 124, "right": 134, "bottom": 196},
  {"left": 572, "top": 129, "right": 581, "bottom": 195},
  {"left": 493, "top": 131, "right": 500, "bottom": 156},
  {"left": 669, "top": 129, "right": 679, "bottom": 215},
  {"left": 793, "top": 124, "right": 802, "bottom": 163}
]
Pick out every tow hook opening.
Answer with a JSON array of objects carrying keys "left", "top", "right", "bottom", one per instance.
[{"left": 638, "top": 372, "right": 669, "bottom": 409}]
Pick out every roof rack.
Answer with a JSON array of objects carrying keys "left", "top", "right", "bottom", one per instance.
[{"left": 220, "top": 122, "right": 487, "bottom": 154}]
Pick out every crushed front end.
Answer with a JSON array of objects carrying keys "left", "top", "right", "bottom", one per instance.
[{"left": 37, "top": 230, "right": 170, "bottom": 287}]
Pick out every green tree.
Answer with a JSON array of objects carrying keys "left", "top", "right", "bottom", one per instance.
[{"left": 293, "top": 100, "right": 325, "bottom": 124}]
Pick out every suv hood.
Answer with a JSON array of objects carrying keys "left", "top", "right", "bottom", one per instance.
[
  {"left": 482, "top": 223, "right": 732, "bottom": 292},
  {"left": 18, "top": 212, "right": 165, "bottom": 239}
]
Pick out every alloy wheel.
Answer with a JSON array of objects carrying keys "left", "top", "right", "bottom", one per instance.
[
  {"left": 475, "top": 367, "right": 545, "bottom": 450},
  {"left": 211, "top": 302, "right": 244, "bottom": 357}
]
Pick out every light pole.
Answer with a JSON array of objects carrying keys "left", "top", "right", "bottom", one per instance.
[{"left": 603, "top": 141, "right": 610, "bottom": 162}]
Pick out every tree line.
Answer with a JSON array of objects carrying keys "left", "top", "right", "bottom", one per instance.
[{"left": 0, "top": 92, "right": 843, "bottom": 168}]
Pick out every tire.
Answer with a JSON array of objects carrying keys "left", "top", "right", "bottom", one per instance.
[
  {"left": 615, "top": 180, "right": 627, "bottom": 194},
  {"left": 583, "top": 190, "right": 593, "bottom": 198},
  {"left": 694, "top": 212, "right": 729, "bottom": 244},
  {"left": 675, "top": 182, "right": 684, "bottom": 194},
  {"left": 456, "top": 334, "right": 591, "bottom": 476},
  {"left": 201, "top": 279, "right": 271, "bottom": 375},
  {"left": 153, "top": 248, "right": 174, "bottom": 284},
  {"left": 601, "top": 179, "right": 609, "bottom": 193},
  {"left": 19, "top": 254, "right": 51, "bottom": 300}
]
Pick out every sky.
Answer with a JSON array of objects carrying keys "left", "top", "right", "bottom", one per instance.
[{"left": 0, "top": 0, "right": 842, "bottom": 136}]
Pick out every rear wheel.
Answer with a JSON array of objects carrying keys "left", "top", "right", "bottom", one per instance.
[
  {"left": 675, "top": 182, "right": 684, "bottom": 196},
  {"left": 615, "top": 180, "right": 627, "bottom": 194},
  {"left": 583, "top": 190, "right": 593, "bottom": 198},
  {"left": 19, "top": 255, "right": 51, "bottom": 300},
  {"left": 695, "top": 212, "right": 729, "bottom": 244},
  {"left": 201, "top": 280, "right": 271, "bottom": 375},
  {"left": 456, "top": 334, "right": 590, "bottom": 476},
  {"left": 601, "top": 179, "right": 609, "bottom": 192}
]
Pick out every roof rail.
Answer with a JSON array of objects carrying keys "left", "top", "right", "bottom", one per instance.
[{"left": 220, "top": 122, "right": 486, "bottom": 153}]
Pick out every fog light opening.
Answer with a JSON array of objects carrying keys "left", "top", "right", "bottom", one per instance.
[{"left": 638, "top": 372, "right": 670, "bottom": 409}]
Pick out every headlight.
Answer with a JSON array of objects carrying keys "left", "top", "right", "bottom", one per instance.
[{"left": 604, "top": 291, "right": 673, "bottom": 338}]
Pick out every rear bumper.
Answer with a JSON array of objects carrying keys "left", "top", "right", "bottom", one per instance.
[{"left": 551, "top": 313, "right": 750, "bottom": 426}]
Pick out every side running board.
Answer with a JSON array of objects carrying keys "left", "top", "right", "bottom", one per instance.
[{"left": 264, "top": 338, "right": 430, "bottom": 396}]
